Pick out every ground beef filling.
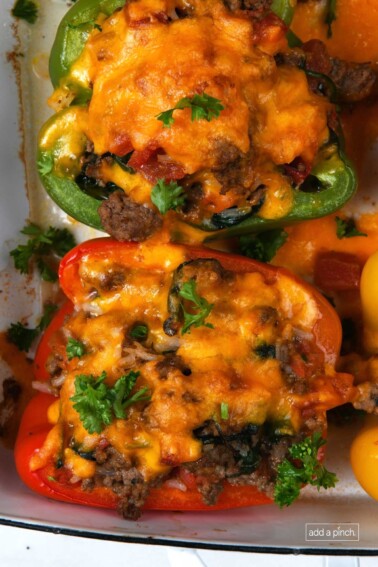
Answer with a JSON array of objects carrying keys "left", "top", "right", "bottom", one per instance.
[
  {"left": 77, "top": 141, "right": 265, "bottom": 237},
  {"left": 276, "top": 39, "right": 377, "bottom": 103},
  {"left": 223, "top": 0, "right": 272, "bottom": 19},
  {"left": 98, "top": 191, "right": 163, "bottom": 242},
  {"left": 81, "top": 424, "right": 304, "bottom": 519},
  {"left": 187, "top": 422, "right": 302, "bottom": 504},
  {"left": 82, "top": 446, "right": 161, "bottom": 520}
]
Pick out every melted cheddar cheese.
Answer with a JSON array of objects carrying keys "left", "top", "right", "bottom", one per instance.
[
  {"left": 33, "top": 244, "right": 351, "bottom": 483},
  {"left": 81, "top": 0, "right": 328, "bottom": 169}
]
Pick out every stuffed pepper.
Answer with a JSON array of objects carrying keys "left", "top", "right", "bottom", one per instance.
[
  {"left": 37, "top": 0, "right": 356, "bottom": 242},
  {"left": 15, "top": 239, "right": 354, "bottom": 519}
]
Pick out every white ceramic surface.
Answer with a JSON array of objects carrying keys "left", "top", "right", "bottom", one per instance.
[{"left": 1, "top": 0, "right": 378, "bottom": 555}]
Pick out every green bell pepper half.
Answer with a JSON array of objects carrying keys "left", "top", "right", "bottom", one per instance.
[
  {"left": 42, "top": 0, "right": 356, "bottom": 240},
  {"left": 37, "top": 107, "right": 357, "bottom": 239},
  {"left": 49, "top": 0, "right": 297, "bottom": 89}
]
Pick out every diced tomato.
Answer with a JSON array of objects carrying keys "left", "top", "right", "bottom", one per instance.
[
  {"left": 284, "top": 157, "right": 311, "bottom": 185},
  {"left": 253, "top": 13, "right": 287, "bottom": 46},
  {"left": 129, "top": 144, "right": 185, "bottom": 184}
]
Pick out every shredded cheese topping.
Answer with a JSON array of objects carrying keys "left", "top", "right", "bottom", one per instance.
[{"left": 34, "top": 244, "right": 350, "bottom": 482}]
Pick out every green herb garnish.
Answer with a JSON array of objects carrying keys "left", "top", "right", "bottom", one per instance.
[
  {"left": 37, "top": 259, "right": 59, "bottom": 283},
  {"left": 7, "top": 323, "right": 39, "bottom": 353},
  {"left": 220, "top": 402, "right": 229, "bottom": 420},
  {"left": 335, "top": 217, "right": 367, "bottom": 239},
  {"left": 179, "top": 279, "right": 214, "bottom": 335},
  {"left": 70, "top": 371, "right": 151, "bottom": 434},
  {"left": 66, "top": 338, "right": 87, "bottom": 360},
  {"left": 156, "top": 92, "right": 224, "bottom": 128},
  {"left": 7, "top": 303, "right": 58, "bottom": 352},
  {"left": 240, "top": 229, "right": 287, "bottom": 263},
  {"left": 11, "top": 0, "right": 38, "bottom": 24},
  {"left": 151, "top": 179, "right": 186, "bottom": 214},
  {"left": 111, "top": 372, "right": 151, "bottom": 418},
  {"left": 130, "top": 324, "right": 149, "bottom": 341},
  {"left": 37, "top": 151, "right": 54, "bottom": 177},
  {"left": 274, "top": 432, "right": 338, "bottom": 507},
  {"left": 10, "top": 223, "right": 76, "bottom": 281}
]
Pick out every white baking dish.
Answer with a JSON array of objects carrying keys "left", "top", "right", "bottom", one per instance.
[{"left": 1, "top": 0, "right": 378, "bottom": 554}]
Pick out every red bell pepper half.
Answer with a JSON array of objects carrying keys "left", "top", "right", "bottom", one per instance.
[{"left": 15, "top": 238, "right": 354, "bottom": 514}]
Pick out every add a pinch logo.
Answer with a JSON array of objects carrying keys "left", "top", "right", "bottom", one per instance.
[{"left": 305, "top": 523, "right": 360, "bottom": 542}]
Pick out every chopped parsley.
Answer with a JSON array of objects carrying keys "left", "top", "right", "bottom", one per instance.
[
  {"left": 7, "top": 323, "right": 39, "bottom": 353},
  {"left": 151, "top": 179, "right": 186, "bottom": 214},
  {"left": 239, "top": 229, "right": 287, "bottom": 263},
  {"left": 7, "top": 303, "right": 58, "bottom": 352},
  {"left": 70, "top": 371, "right": 151, "bottom": 434},
  {"left": 335, "top": 217, "right": 367, "bottom": 239},
  {"left": 325, "top": 0, "right": 337, "bottom": 38},
  {"left": 37, "top": 259, "right": 58, "bottom": 283},
  {"left": 179, "top": 279, "right": 214, "bottom": 335},
  {"left": 220, "top": 402, "right": 229, "bottom": 421},
  {"left": 274, "top": 432, "right": 338, "bottom": 507},
  {"left": 11, "top": 0, "right": 38, "bottom": 24},
  {"left": 37, "top": 151, "right": 54, "bottom": 177},
  {"left": 10, "top": 223, "right": 76, "bottom": 281},
  {"left": 129, "top": 324, "right": 149, "bottom": 341},
  {"left": 156, "top": 92, "right": 224, "bottom": 128},
  {"left": 66, "top": 338, "right": 87, "bottom": 360}
]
